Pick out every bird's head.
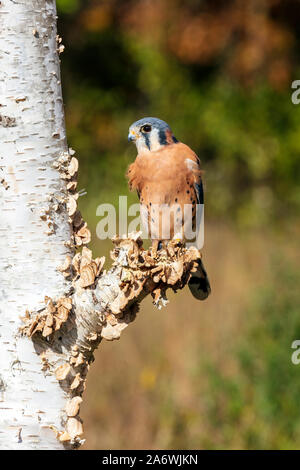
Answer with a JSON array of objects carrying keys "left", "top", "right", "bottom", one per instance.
[{"left": 128, "top": 117, "right": 178, "bottom": 152}]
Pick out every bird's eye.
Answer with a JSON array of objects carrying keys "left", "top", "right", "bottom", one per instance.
[{"left": 141, "top": 124, "right": 152, "bottom": 133}]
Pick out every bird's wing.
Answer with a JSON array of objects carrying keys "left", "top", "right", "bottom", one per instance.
[
  {"left": 184, "top": 151, "right": 210, "bottom": 299},
  {"left": 185, "top": 157, "right": 204, "bottom": 204},
  {"left": 185, "top": 153, "right": 204, "bottom": 248}
]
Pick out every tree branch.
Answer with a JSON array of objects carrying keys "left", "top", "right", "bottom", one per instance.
[{"left": 21, "top": 230, "right": 202, "bottom": 446}]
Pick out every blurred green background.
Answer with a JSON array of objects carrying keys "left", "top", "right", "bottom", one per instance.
[{"left": 57, "top": 0, "right": 300, "bottom": 449}]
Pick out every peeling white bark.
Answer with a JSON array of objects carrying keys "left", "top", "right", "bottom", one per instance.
[
  {"left": 0, "top": 0, "right": 73, "bottom": 449},
  {"left": 0, "top": 0, "right": 203, "bottom": 450}
]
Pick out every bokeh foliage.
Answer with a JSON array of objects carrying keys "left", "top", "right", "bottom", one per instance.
[
  {"left": 57, "top": 0, "right": 300, "bottom": 227},
  {"left": 203, "top": 259, "right": 300, "bottom": 449}
]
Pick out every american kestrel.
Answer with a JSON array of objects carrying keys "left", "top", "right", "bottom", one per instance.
[{"left": 127, "top": 117, "right": 211, "bottom": 300}]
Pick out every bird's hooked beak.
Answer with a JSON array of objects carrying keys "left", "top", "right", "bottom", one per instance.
[{"left": 128, "top": 129, "right": 138, "bottom": 142}]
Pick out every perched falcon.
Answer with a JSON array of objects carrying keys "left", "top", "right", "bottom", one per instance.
[{"left": 127, "top": 117, "right": 211, "bottom": 301}]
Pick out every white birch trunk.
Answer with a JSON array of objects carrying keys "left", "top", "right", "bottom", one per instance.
[
  {"left": 0, "top": 0, "right": 74, "bottom": 449},
  {"left": 0, "top": 0, "right": 202, "bottom": 450}
]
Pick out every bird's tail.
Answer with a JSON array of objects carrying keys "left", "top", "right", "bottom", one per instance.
[{"left": 188, "top": 259, "right": 211, "bottom": 300}]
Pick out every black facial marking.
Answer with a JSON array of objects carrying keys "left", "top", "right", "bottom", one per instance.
[
  {"left": 144, "top": 133, "right": 151, "bottom": 150},
  {"left": 158, "top": 128, "right": 167, "bottom": 146}
]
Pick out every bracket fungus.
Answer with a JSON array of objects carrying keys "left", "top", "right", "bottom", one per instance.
[
  {"left": 21, "top": 230, "right": 203, "bottom": 446},
  {"left": 20, "top": 145, "right": 204, "bottom": 447}
]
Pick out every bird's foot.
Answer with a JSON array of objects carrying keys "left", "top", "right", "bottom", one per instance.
[
  {"left": 151, "top": 240, "right": 167, "bottom": 257},
  {"left": 151, "top": 240, "right": 159, "bottom": 258}
]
